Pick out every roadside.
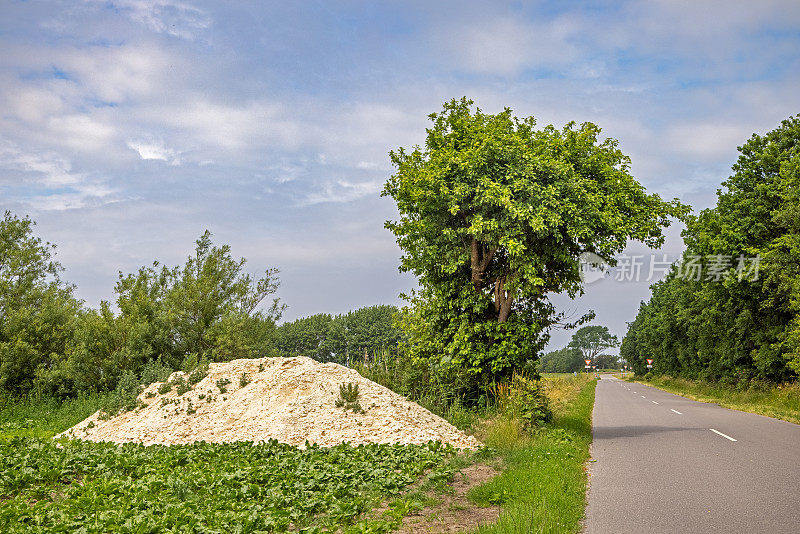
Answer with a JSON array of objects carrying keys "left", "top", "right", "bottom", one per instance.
[{"left": 625, "top": 375, "right": 800, "bottom": 425}]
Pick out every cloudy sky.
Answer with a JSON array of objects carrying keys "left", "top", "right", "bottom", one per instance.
[{"left": 2, "top": 0, "right": 799, "bottom": 351}]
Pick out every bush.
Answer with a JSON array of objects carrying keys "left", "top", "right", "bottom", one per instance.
[
  {"left": 100, "top": 370, "right": 142, "bottom": 418},
  {"left": 492, "top": 371, "right": 551, "bottom": 429},
  {"left": 335, "top": 383, "right": 364, "bottom": 414}
]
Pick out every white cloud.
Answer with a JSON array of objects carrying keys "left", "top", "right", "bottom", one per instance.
[
  {"left": 298, "top": 179, "right": 383, "bottom": 207},
  {"left": 437, "top": 15, "right": 580, "bottom": 76},
  {"left": 85, "top": 0, "right": 211, "bottom": 39},
  {"left": 127, "top": 138, "right": 181, "bottom": 164}
]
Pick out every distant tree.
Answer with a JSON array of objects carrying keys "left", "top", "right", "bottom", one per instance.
[
  {"left": 383, "top": 98, "right": 686, "bottom": 400},
  {"left": 594, "top": 353, "right": 619, "bottom": 370},
  {"left": 568, "top": 326, "right": 620, "bottom": 368},
  {"left": 276, "top": 305, "right": 403, "bottom": 363},
  {"left": 537, "top": 347, "right": 584, "bottom": 373}
]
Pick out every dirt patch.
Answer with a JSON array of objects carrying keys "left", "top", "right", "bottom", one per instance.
[
  {"left": 56, "top": 356, "right": 480, "bottom": 449},
  {"left": 398, "top": 463, "right": 501, "bottom": 533}
]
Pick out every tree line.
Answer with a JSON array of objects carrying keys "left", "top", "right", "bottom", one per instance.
[
  {"left": 0, "top": 212, "right": 401, "bottom": 399},
  {"left": 621, "top": 115, "right": 800, "bottom": 383}
]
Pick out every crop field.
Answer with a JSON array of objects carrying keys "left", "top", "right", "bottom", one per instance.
[{"left": 0, "top": 436, "right": 456, "bottom": 533}]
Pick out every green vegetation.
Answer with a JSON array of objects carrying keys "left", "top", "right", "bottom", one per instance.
[
  {"left": 470, "top": 375, "right": 596, "bottom": 533},
  {"left": 0, "top": 394, "right": 104, "bottom": 441},
  {"left": 275, "top": 305, "right": 403, "bottom": 364},
  {"left": 336, "top": 382, "right": 365, "bottom": 414},
  {"left": 631, "top": 375, "right": 800, "bottom": 425},
  {"left": 0, "top": 435, "right": 457, "bottom": 533},
  {"left": 383, "top": 98, "right": 684, "bottom": 402},
  {"left": 622, "top": 115, "right": 800, "bottom": 382},
  {"left": 0, "top": 219, "right": 284, "bottom": 400},
  {"left": 539, "top": 326, "right": 619, "bottom": 373}
]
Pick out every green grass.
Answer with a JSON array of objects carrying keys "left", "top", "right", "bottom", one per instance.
[
  {"left": 629, "top": 375, "right": 800, "bottom": 425},
  {"left": 468, "top": 376, "right": 596, "bottom": 534},
  {"left": 0, "top": 394, "right": 106, "bottom": 441}
]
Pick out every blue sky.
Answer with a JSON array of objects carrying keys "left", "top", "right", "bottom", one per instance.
[{"left": 1, "top": 0, "right": 799, "bottom": 351}]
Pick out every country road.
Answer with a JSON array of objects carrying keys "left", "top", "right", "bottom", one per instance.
[{"left": 585, "top": 375, "right": 800, "bottom": 533}]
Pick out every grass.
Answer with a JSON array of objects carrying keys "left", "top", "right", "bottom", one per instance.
[
  {"left": 628, "top": 375, "right": 800, "bottom": 424},
  {"left": 0, "top": 393, "right": 106, "bottom": 441},
  {"left": 467, "top": 374, "right": 596, "bottom": 533}
]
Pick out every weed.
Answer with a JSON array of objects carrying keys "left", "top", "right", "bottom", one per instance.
[
  {"left": 336, "top": 383, "right": 365, "bottom": 414},
  {"left": 174, "top": 376, "right": 191, "bottom": 396},
  {"left": 239, "top": 372, "right": 251, "bottom": 388},
  {"left": 145, "top": 391, "right": 156, "bottom": 399},
  {"left": 157, "top": 381, "right": 173, "bottom": 395},
  {"left": 258, "top": 362, "right": 265, "bottom": 373},
  {"left": 216, "top": 378, "right": 231, "bottom": 394},
  {"left": 186, "top": 401, "right": 196, "bottom": 415}
]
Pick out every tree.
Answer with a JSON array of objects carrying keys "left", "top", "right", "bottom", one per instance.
[
  {"left": 38, "top": 231, "right": 285, "bottom": 396},
  {"left": 383, "top": 98, "right": 685, "bottom": 399},
  {"left": 0, "top": 212, "right": 82, "bottom": 396},
  {"left": 622, "top": 114, "right": 800, "bottom": 382},
  {"left": 568, "top": 326, "right": 620, "bottom": 367},
  {"left": 537, "top": 347, "right": 583, "bottom": 373}
]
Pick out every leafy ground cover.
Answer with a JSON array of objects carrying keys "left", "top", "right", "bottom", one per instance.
[
  {"left": 0, "top": 393, "right": 461, "bottom": 533},
  {"left": 467, "top": 375, "right": 596, "bottom": 534},
  {"left": 628, "top": 375, "right": 800, "bottom": 424},
  {"left": 0, "top": 437, "right": 457, "bottom": 533}
]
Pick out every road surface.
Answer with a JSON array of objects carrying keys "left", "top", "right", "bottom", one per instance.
[{"left": 586, "top": 375, "right": 800, "bottom": 533}]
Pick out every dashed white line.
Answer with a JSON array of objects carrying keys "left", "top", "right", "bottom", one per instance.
[
  {"left": 641, "top": 395, "right": 646, "bottom": 399},
  {"left": 671, "top": 409, "right": 682, "bottom": 414},
  {"left": 652, "top": 401, "right": 659, "bottom": 404},
  {"left": 710, "top": 429, "right": 737, "bottom": 442}
]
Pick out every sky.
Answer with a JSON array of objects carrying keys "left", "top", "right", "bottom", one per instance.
[{"left": 1, "top": 0, "right": 799, "bottom": 352}]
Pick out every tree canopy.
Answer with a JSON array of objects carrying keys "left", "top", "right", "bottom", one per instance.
[{"left": 383, "top": 98, "right": 686, "bottom": 398}]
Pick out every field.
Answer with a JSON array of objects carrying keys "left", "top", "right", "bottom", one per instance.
[
  {"left": 0, "top": 396, "right": 459, "bottom": 533},
  {"left": 0, "top": 374, "right": 597, "bottom": 533},
  {"left": 628, "top": 375, "right": 800, "bottom": 424}
]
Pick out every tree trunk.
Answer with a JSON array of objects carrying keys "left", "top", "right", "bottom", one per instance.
[
  {"left": 493, "top": 274, "right": 514, "bottom": 323},
  {"left": 470, "top": 238, "right": 496, "bottom": 291}
]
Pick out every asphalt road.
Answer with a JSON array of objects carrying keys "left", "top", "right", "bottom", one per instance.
[{"left": 585, "top": 375, "right": 800, "bottom": 533}]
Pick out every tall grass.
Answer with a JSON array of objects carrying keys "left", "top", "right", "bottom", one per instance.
[{"left": 470, "top": 374, "right": 596, "bottom": 534}]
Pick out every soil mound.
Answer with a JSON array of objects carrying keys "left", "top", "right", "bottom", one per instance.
[{"left": 58, "top": 356, "right": 480, "bottom": 449}]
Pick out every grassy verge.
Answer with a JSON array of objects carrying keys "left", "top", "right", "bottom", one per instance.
[
  {"left": 629, "top": 375, "right": 800, "bottom": 425},
  {"left": 468, "top": 375, "right": 596, "bottom": 534}
]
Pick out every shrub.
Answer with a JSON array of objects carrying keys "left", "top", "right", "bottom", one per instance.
[
  {"left": 187, "top": 356, "right": 210, "bottom": 385},
  {"left": 336, "top": 383, "right": 364, "bottom": 414},
  {"left": 239, "top": 372, "right": 251, "bottom": 388},
  {"left": 491, "top": 370, "right": 551, "bottom": 429},
  {"left": 140, "top": 357, "right": 173, "bottom": 387},
  {"left": 100, "top": 370, "right": 142, "bottom": 418}
]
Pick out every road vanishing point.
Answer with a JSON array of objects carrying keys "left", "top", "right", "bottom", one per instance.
[{"left": 586, "top": 375, "right": 800, "bottom": 533}]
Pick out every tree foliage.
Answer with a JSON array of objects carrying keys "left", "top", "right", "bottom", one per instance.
[
  {"left": 0, "top": 220, "right": 285, "bottom": 398},
  {"left": 0, "top": 212, "right": 81, "bottom": 395},
  {"left": 568, "top": 325, "right": 619, "bottom": 365},
  {"left": 622, "top": 114, "right": 800, "bottom": 382},
  {"left": 383, "top": 98, "right": 685, "bottom": 398},
  {"left": 275, "top": 305, "right": 402, "bottom": 363}
]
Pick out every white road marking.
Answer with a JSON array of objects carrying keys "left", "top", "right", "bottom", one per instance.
[
  {"left": 652, "top": 401, "right": 659, "bottom": 404},
  {"left": 671, "top": 409, "right": 682, "bottom": 414},
  {"left": 641, "top": 395, "right": 646, "bottom": 399},
  {"left": 710, "top": 429, "right": 737, "bottom": 442}
]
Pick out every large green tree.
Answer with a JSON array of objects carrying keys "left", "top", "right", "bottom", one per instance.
[{"left": 383, "top": 98, "right": 685, "bottom": 398}]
